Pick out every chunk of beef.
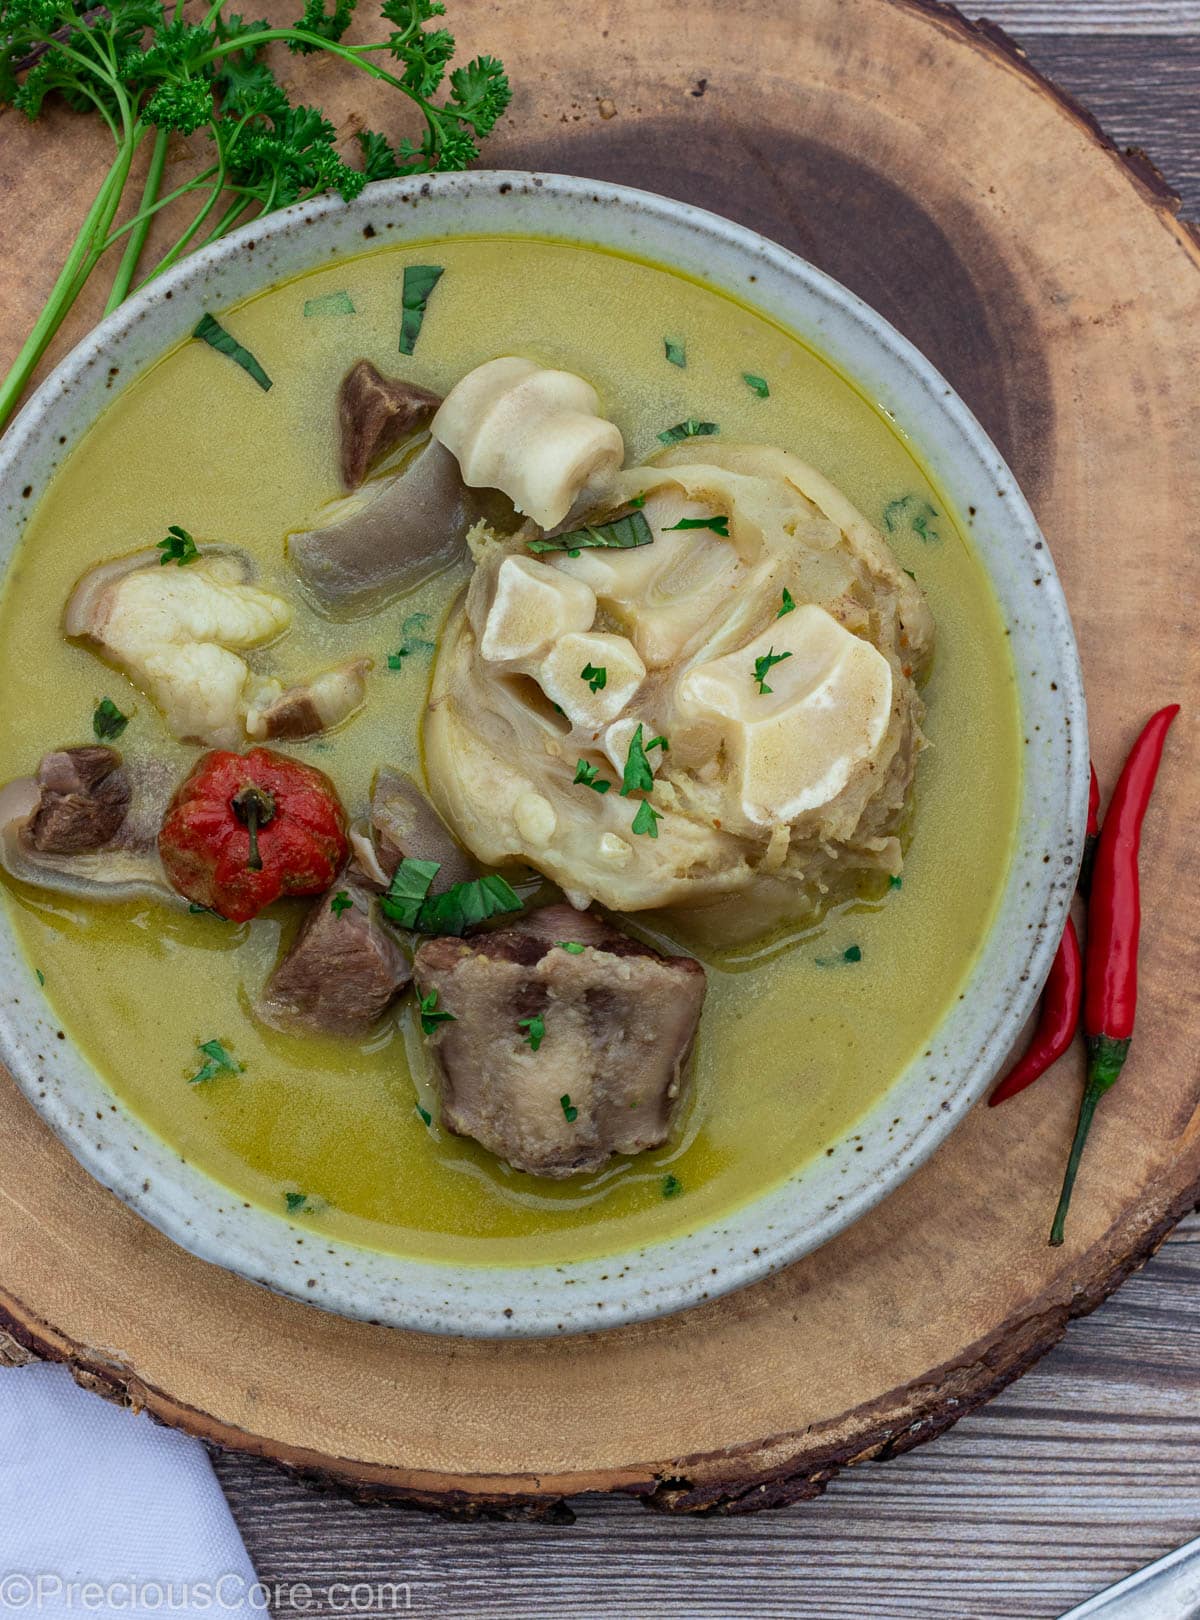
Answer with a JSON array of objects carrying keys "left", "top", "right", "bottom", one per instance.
[
  {"left": 339, "top": 360, "right": 442, "bottom": 489},
  {"left": 370, "top": 768, "right": 476, "bottom": 888},
  {"left": 245, "top": 659, "right": 370, "bottom": 742},
  {"left": 28, "top": 746, "right": 131, "bottom": 853},
  {"left": 256, "top": 873, "right": 411, "bottom": 1036},
  {"left": 413, "top": 905, "right": 706, "bottom": 1177}
]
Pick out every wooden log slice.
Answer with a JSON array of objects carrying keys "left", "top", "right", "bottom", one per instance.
[{"left": 1, "top": 0, "right": 1198, "bottom": 1513}]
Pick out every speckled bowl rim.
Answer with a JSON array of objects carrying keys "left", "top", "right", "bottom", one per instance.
[{"left": 0, "top": 171, "right": 1088, "bottom": 1338}]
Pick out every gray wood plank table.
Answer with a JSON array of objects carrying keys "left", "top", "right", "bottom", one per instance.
[{"left": 211, "top": 14, "right": 1200, "bottom": 1617}]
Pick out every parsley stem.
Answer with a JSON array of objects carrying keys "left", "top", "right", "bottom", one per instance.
[
  {"left": 105, "top": 125, "right": 169, "bottom": 314},
  {"left": 0, "top": 138, "right": 134, "bottom": 429}
]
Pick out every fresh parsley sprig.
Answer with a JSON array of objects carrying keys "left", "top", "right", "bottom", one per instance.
[{"left": 0, "top": 0, "right": 511, "bottom": 430}]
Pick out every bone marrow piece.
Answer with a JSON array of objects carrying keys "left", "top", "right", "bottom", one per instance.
[
  {"left": 412, "top": 905, "right": 706, "bottom": 1178},
  {"left": 0, "top": 746, "right": 180, "bottom": 904},
  {"left": 256, "top": 872, "right": 411, "bottom": 1036}
]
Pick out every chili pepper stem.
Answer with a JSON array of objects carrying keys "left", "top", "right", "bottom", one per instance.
[
  {"left": 231, "top": 785, "right": 276, "bottom": 873},
  {"left": 1049, "top": 1034, "right": 1131, "bottom": 1246}
]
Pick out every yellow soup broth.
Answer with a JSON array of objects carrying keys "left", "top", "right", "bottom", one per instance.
[{"left": 0, "top": 237, "right": 1021, "bottom": 1264}]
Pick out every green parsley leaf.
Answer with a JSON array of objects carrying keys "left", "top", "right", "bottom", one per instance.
[
  {"left": 284, "top": 1190, "right": 325, "bottom": 1215},
  {"left": 386, "top": 610, "right": 436, "bottom": 669},
  {"left": 661, "top": 1172, "right": 683, "bottom": 1199},
  {"left": 777, "top": 587, "right": 796, "bottom": 618},
  {"left": 558, "top": 941, "right": 586, "bottom": 955},
  {"left": 415, "top": 874, "right": 524, "bottom": 937},
  {"left": 189, "top": 1038, "right": 243, "bottom": 1085},
  {"left": 303, "top": 290, "right": 357, "bottom": 317},
  {"left": 742, "top": 373, "right": 770, "bottom": 398},
  {"left": 35, "top": 969, "right": 45, "bottom": 987},
  {"left": 380, "top": 856, "right": 442, "bottom": 928},
  {"left": 528, "top": 510, "right": 653, "bottom": 555},
  {"left": 815, "top": 945, "right": 863, "bottom": 967},
  {"left": 156, "top": 525, "right": 198, "bottom": 566},
  {"left": 330, "top": 890, "right": 353, "bottom": 918},
  {"left": 92, "top": 697, "right": 129, "bottom": 741},
  {"left": 902, "top": 568, "right": 917, "bottom": 581},
  {"left": 646, "top": 735, "right": 669, "bottom": 753},
  {"left": 631, "top": 800, "right": 663, "bottom": 838},
  {"left": 519, "top": 1014, "right": 545, "bottom": 1052},
  {"left": 574, "top": 759, "right": 612, "bottom": 795},
  {"left": 419, "top": 987, "right": 456, "bottom": 1035},
  {"left": 883, "top": 494, "right": 940, "bottom": 543},
  {"left": 581, "top": 662, "right": 607, "bottom": 693},
  {"left": 188, "top": 902, "right": 223, "bottom": 917},
  {"left": 657, "top": 418, "right": 719, "bottom": 446},
  {"left": 664, "top": 337, "right": 686, "bottom": 368},
  {"left": 752, "top": 647, "right": 793, "bottom": 695},
  {"left": 889, "top": 874, "right": 903, "bottom": 890},
  {"left": 399, "top": 264, "right": 443, "bottom": 353},
  {"left": 620, "top": 724, "right": 655, "bottom": 796},
  {"left": 663, "top": 514, "right": 729, "bottom": 536},
  {"left": 628, "top": 494, "right": 646, "bottom": 509},
  {"left": 559, "top": 1092, "right": 578, "bottom": 1121},
  {"left": 416, "top": 1104, "right": 433, "bottom": 1127},
  {"left": 193, "top": 314, "right": 272, "bottom": 391}
]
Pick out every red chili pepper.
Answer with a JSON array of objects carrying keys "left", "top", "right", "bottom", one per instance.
[
  {"left": 159, "top": 748, "right": 349, "bottom": 923},
  {"left": 989, "top": 915, "right": 1082, "bottom": 1106},
  {"left": 1049, "top": 705, "right": 1180, "bottom": 1245},
  {"left": 1080, "top": 762, "right": 1101, "bottom": 893}
]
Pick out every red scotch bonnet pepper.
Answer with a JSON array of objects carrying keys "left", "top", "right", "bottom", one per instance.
[{"left": 159, "top": 748, "right": 349, "bottom": 923}]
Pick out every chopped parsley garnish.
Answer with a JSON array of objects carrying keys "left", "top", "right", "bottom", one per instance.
[
  {"left": 628, "top": 494, "right": 646, "bottom": 508},
  {"left": 574, "top": 759, "right": 612, "bottom": 795},
  {"left": 380, "top": 859, "right": 523, "bottom": 936},
  {"left": 657, "top": 418, "right": 719, "bottom": 446},
  {"left": 188, "top": 902, "right": 222, "bottom": 916},
  {"left": 752, "top": 648, "right": 792, "bottom": 694},
  {"left": 620, "top": 724, "right": 655, "bottom": 796},
  {"left": 284, "top": 1191, "right": 323, "bottom": 1216},
  {"left": 528, "top": 511, "right": 653, "bottom": 555},
  {"left": 330, "top": 891, "right": 353, "bottom": 918},
  {"left": 189, "top": 1038, "right": 242, "bottom": 1085},
  {"left": 889, "top": 874, "right": 903, "bottom": 890},
  {"left": 663, "top": 514, "right": 729, "bottom": 536},
  {"left": 902, "top": 568, "right": 917, "bottom": 581},
  {"left": 646, "top": 735, "right": 669, "bottom": 753},
  {"left": 386, "top": 611, "right": 435, "bottom": 669},
  {"left": 399, "top": 264, "right": 444, "bottom": 354},
  {"left": 520, "top": 1014, "right": 546, "bottom": 1052},
  {"left": 156, "top": 525, "right": 198, "bottom": 566},
  {"left": 416, "top": 1104, "right": 432, "bottom": 1127},
  {"left": 559, "top": 1092, "right": 578, "bottom": 1121},
  {"left": 193, "top": 314, "right": 272, "bottom": 391},
  {"left": 419, "top": 875, "right": 524, "bottom": 937},
  {"left": 303, "top": 290, "right": 357, "bottom": 318},
  {"left": 631, "top": 800, "right": 663, "bottom": 838},
  {"left": 664, "top": 337, "right": 687, "bottom": 368},
  {"left": 558, "top": 941, "right": 586, "bottom": 955},
  {"left": 883, "top": 494, "right": 940, "bottom": 544},
  {"left": 661, "top": 1173, "right": 683, "bottom": 1199},
  {"left": 35, "top": 968, "right": 45, "bottom": 987},
  {"left": 418, "top": 988, "right": 456, "bottom": 1035},
  {"left": 581, "top": 662, "right": 607, "bottom": 693},
  {"left": 742, "top": 373, "right": 770, "bottom": 398},
  {"left": 379, "top": 856, "right": 441, "bottom": 928},
  {"left": 92, "top": 696, "right": 129, "bottom": 741},
  {"left": 816, "top": 944, "right": 863, "bottom": 967},
  {"left": 777, "top": 587, "right": 796, "bottom": 618}
]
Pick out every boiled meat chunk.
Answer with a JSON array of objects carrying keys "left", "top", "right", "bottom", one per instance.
[
  {"left": 412, "top": 906, "right": 706, "bottom": 1177},
  {"left": 424, "top": 441, "right": 935, "bottom": 943},
  {"left": 256, "top": 873, "right": 411, "bottom": 1036},
  {"left": 337, "top": 360, "right": 440, "bottom": 489}
]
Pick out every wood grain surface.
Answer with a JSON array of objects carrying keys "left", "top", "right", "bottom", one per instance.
[
  {"left": 1, "top": 10, "right": 1199, "bottom": 1616},
  {"left": 984, "top": 2, "right": 1200, "bottom": 33}
]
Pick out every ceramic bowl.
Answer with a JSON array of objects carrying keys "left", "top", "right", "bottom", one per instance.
[{"left": 0, "top": 171, "right": 1088, "bottom": 1337}]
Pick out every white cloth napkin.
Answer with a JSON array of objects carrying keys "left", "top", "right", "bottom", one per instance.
[{"left": 0, "top": 1362, "right": 259, "bottom": 1618}]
